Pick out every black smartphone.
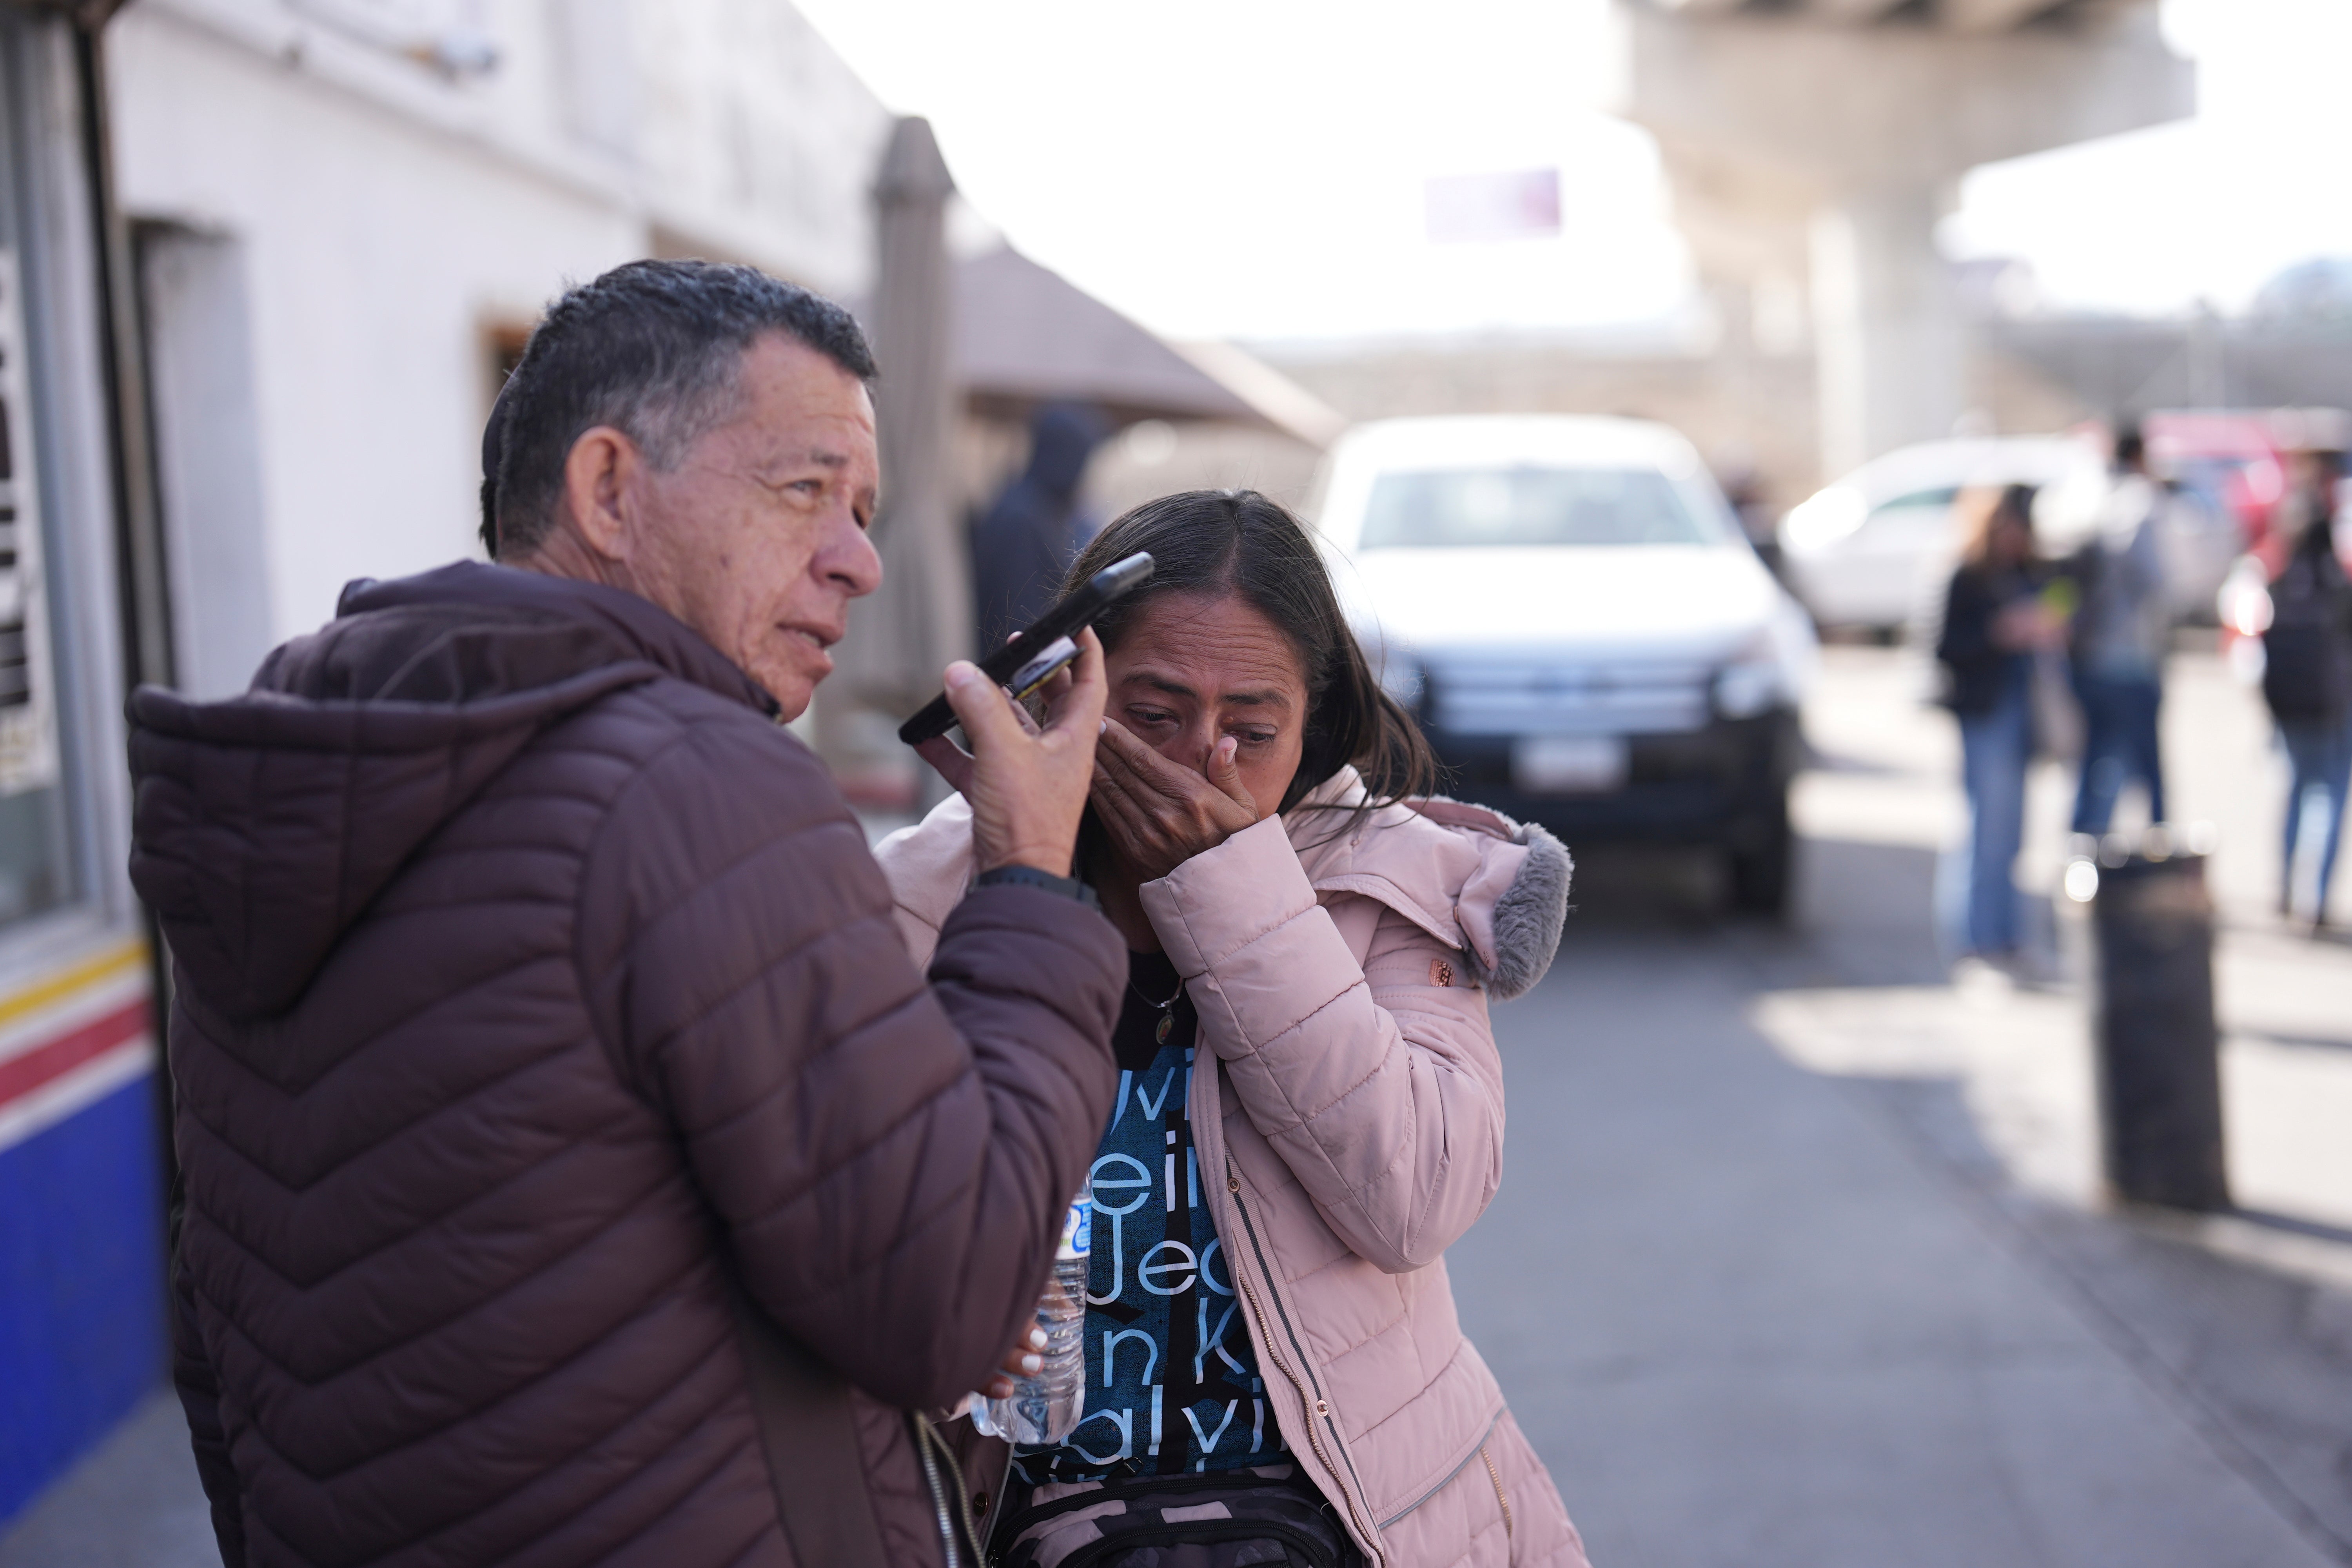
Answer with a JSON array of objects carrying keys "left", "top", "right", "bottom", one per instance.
[{"left": 897, "top": 552, "right": 1155, "bottom": 746}]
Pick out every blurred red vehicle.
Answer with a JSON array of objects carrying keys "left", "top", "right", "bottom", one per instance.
[
  {"left": 2163, "top": 408, "right": 2352, "bottom": 677},
  {"left": 2143, "top": 410, "right": 2287, "bottom": 560}
]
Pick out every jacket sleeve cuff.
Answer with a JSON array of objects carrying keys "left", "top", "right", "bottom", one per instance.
[
  {"left": 1139, "top": 815, "right": 1316, "bottom": 979},
  {"left": 974, "top": 864, "right": 1100, "bottom": 907}
]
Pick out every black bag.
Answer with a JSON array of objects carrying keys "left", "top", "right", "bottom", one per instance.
[
  {"left": 2263, "top": 544, "right": 2352, "bottom": 722},
  {"left": 991, "top": 1466, "right": 1361, "bottom": 1568}
]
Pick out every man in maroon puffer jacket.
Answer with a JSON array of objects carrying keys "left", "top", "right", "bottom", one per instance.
[{"left": 126, "top": 260, "right": 1123, "bottom": 1567}]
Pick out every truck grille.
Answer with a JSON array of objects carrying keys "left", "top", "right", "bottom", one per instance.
[{"left": 1423, "top": 655, "right": 1713, "bottom": 736}]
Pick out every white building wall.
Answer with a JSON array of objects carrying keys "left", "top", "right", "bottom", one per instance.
[
  {"left": 635, "top": 0, "right": 894, "bottom": 289},
  {"left": 103, "top": 0, "right": 893, "bottom": 672}
]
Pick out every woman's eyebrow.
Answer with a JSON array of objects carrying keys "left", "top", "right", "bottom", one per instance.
[
  {"left": 1126, "top": 671, "right": 1292, "bottom": 710},
  {"left": 1129, "top": 672, "right": 1198, "bottom": 699}
]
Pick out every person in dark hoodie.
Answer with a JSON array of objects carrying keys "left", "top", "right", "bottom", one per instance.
[
  {"left": 971, "top": 402, "right": 1110, "bottom": 649},
  {"left": 125, "top": 260, "right": 1123, "bottom": 1568}
]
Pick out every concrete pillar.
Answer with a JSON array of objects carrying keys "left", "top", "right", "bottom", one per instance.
[
  {"left": 862, "top": 114, "right": 968, "bottom": 696},
  {"left": 1619, "top": 2, "right": 2192, "bottom": 482},
  {"left": 817, "top": 116, "right": 965, "bottom": 809},
  {"left": 1810, "top": 184, "right": 1963, "bottom": 479}
]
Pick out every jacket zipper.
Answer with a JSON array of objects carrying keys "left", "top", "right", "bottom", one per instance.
[
  {"left": 1225, "top": 1162, "right": 1385, "bottom": 1564},
  {"left": 1374, "top": 1409, "right": 1499, "bottom": 1531},
  {"left": 909, "top": 1412, "right": 974, "bottom": 1568},
  {"left": 1479, "top": 1443, "right": 1514, "bottom": 1546},
  {"left": 982, "top": 1443, "right": 1014, "bottom": 1566}
]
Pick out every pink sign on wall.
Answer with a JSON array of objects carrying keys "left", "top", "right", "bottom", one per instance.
[{"left": 1423, "top": 169, "right": 1563, "bottom": 243}]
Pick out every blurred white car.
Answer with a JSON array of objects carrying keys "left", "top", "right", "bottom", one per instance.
[
  {"left": 1778, "top": 435, "right": 2240, "bottom": 634},
  {"left": 1777, "top": 437, "right": 2094, "bottom": 633},
  {"left": 1315, "top": 415, "right": 1818, "bottom": 915}
]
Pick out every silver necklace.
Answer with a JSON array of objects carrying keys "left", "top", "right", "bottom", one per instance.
[{"left": 1129, "top": 973, "right": 1186, "bottom": 1044}]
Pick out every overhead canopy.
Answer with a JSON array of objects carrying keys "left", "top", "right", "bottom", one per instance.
[{"left": 954, "top": 244, "right": 1343, "bottom": 446}]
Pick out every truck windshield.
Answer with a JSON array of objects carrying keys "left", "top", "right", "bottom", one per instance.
[{"left": 1357, "top": 465, "right": 1726, "bottom": 549}]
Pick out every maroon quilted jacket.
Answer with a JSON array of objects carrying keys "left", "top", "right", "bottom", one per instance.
[{"left": 126, "top": 562, "right": 1123, "bottom": 1568}]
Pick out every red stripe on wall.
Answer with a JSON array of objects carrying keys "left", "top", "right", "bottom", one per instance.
[{"left": 0, "top": 1001, "right": 152, "bottom": 1111}]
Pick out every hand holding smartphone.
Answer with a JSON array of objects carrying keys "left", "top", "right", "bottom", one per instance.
[
  {"left": 918, "top": 628, "right": 1109, "bottom": 876},
  {"left": 897, "top": 553, "right": 1154, "bottom": 746}
]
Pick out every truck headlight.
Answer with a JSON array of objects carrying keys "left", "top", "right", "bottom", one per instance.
[{"left": 1714, "top": 637, "right": 1786, "bottom": 719}]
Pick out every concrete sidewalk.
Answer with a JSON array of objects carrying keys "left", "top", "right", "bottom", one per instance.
[{"left": 0, "top": 1391, "right": 213, "bottom": 1568}]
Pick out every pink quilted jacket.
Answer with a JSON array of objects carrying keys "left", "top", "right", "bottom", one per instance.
[{"left": 875, "top": 769, "right": 1591, "bottom": 1568}]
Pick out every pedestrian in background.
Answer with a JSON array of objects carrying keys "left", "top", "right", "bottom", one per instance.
[
  {"left": 2261, "top": 446, "right": 2352, "bottom": 928},
  {"left": 1935, "top": 484, "right": 2065, "bottom": 975},
  {"left": 1718, "top": 457, "right": 1784, "bottom": 581},
  {"left": 972, "top": 400, "right": 1111, "bottom": 649},
  {"left": 2065, "top": 424, "right": 2172, "bottom": 835}
]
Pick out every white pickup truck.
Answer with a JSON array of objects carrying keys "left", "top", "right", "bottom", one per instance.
[{"left": 1314, "top": 415, "right": 1818, "bottom": 915}]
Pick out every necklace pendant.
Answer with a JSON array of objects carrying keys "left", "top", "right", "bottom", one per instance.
[{"left": 1155, "top": 1012, "right": 1174, "bottom": 1045}]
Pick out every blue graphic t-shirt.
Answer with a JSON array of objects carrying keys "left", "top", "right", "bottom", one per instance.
[{"left": 1013, "top": 950, "right": 1290, "bottom": 1483}]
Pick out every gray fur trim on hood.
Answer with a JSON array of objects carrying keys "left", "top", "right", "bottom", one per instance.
[{"left": 1461, "top": 818, "right": 1572, "bottom": 1002}]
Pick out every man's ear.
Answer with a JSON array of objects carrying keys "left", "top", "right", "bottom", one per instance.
[{"left": 559, "top": 426, "right": 641, "bottom": 564}]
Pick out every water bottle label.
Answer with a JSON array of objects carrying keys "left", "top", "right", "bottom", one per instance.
[{"left": 1060, "top": 1194, "right": 1092, "bottom": 1260}]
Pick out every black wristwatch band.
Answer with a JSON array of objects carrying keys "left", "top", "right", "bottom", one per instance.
[{"left": 974, "top": 864, "right": 1101, "bottom": 910}]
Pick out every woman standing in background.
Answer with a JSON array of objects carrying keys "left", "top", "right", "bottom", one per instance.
[
  {"left": 2261, "top": 448, "right": 2352, "bottom": 929},
  {"left": 1935, "top": 485, "right": 2066, "bottom": 975}
]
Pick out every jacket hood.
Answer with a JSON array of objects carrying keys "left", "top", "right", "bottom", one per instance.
[
  {"left": 876, "top": 766, "right": 1573, "bottom": 1001},
  {"left": 1284, "top": 769, "right": 1573, "bottom": 1001},
  {"left": 127, "top": 561, "right": 775, "bottom": 1021},
  {"left": 1022, "top": 402, "right": 1109, "bottom": 498}
]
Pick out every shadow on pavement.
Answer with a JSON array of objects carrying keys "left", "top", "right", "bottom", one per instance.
[
  {"left": 1853, "top": 1072, "right": 2352, "bottom": 1563},
  {"left": 2234, "top": 1208, "right": 2352, "bottom": 1248},
  {"left": 1563, "top": 835, "right": 1950, "bottom": 987},
  {"left": 2236, "top": 1029, "right": 2352, "bottom": 1057}
]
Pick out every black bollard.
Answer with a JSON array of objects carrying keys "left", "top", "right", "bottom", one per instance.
[{"left": 2080, "top": 846, "right": 2229, "bottom": 1211}]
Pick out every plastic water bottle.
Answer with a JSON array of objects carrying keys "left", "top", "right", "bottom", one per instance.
[{"left": 970, "top": 1177, "right": 1090, "bottom": 1445}]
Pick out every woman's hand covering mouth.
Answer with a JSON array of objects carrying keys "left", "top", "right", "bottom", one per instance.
[{"left": 1089, "top": 719, "right": 1260, "bottom": 881}]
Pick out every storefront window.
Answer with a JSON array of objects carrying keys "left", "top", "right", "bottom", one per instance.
[{"left": 0, "top": 247, "right": 75, "bottom": 929}]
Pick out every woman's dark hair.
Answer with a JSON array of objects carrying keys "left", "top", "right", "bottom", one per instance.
[
  {"left": 1955, "top": 482, "right": 2038, "bottom": 572},
  {"left": 1064, "top": 489, "right": 1437, "bottom": 815}
]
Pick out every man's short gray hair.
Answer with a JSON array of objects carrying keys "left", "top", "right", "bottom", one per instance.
[{"left": 481, "top": 260, "right": 876, "bottom": 558}]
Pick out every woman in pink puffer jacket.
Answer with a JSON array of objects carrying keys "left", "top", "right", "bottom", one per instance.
[{"left": 879, "top": 491, "right": 1588, "bottom": 1568}]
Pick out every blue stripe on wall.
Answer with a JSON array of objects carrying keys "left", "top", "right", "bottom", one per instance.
[{"left": 0, "top": 1074, "right": 166, "bottom": 1528}]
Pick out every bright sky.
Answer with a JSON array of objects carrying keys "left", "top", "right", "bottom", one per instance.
[
  {"left": 1946, "top": 0, "right": 2352, "bottom": 318},
  {"left": 792, "top": 0, "right": 2352, "bottom": 343}
]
